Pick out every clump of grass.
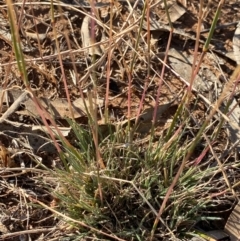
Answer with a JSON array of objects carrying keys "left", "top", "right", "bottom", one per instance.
[
  {"left": 52, "top": 114, "right": 229, "bottom": 240},
  {"left": 53, "top": 0, "right": 238, "bottom": 239}
]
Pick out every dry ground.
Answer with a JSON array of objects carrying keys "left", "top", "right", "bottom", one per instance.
[{"left": 0, "top": 0, "right": 240, "bottom": 240}]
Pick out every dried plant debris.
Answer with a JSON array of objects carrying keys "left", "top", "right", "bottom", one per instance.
[
  {"left": 81, "top": 15, "right": 103, "bottom": 56},
  {"left": 190, "top": 230, "right": 230, "bottom": 241},
  {"left": 168, "top": 48, "right": 219, "bottom": 92},
  {"left": 0, "top": 88, "right": 103, "bottom": 120},
  {"left": 225, "top": 98, "right": 240, "bottom": 154},
  {"left": 233, "top": 21, "right": 240, "bottom": 64},
  {"left": 115, "top": 99, "right": 177, "bottom": 134},
  {"left": 225, "top": 201, "right": 240, "bottom": 241},
  {"left": 159, "top": 0, "right": 186, "bottom": 23}
]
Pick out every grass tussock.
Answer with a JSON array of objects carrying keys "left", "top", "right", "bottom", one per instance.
[{"left": 52, "top": 114, "right": 231, "bottom": 240}]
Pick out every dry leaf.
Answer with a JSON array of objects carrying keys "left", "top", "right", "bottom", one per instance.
[
  {"left": 32, "top": 125, "right": 71, "bottom": 137},
  {"left": 190, "top": 230, "right": 230, "bottom": 241},
  {"left": 0, "top": 144, "right": 12, "bottom": 167},
  {"left": 24, "top": 20, "right": 49, "bottom": 43},
  {"left": 115, "top": 101, "right": 176, "bottom": 134},
  {"left": 0, "top": 122, "right": 59, "bottom": 153},
  {"left": 0, "top": 221, "right": 8, "bottom": 234},
  {"left": 161, "top": 1, "right": 186, "bottom": 23},
  {"left": 0, "top": 26, "right": 12, "bottom": 45},
  {"left": 25, "top": 31, "right": 47, "bottom": 43},
  {"left": 81, "top": 15, "right": 102, "bottom": 56},
  {"left": 225, "top": 98, "right": 240, "bottom": 153},
  {"left": 138, "top": 102, "right": 175, "bottom": 122},
  {"left": 190, "top": 238, "right": 205, "bottom": 241},
  {"left": 0, "top": 88, "right": 103, "bottom": 120},
  {"left": 205, "top": 230, "right": 230, "bottom": 240},
  {"left": 233, "top": 21, "right": 240, "bottom": 64},
  {"left": 143, "top": 12, "right": 166, "bottom": 31},
  {"left": 20, "top": 97, "right": 102, "bottom": 119},
  {"left": 224, "top": 201, "right": 240, "bottom": 241},
  {"left": 168, "top": 48, "right": 217, "bottom": 92}
]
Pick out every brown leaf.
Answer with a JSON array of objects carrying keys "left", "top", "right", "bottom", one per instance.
[
  {"left": 81, "top": 15, "right": 102, "bottom": 56},
  {"left": 225, "top": 201, "right": 240, "bottom": 241},
  {"left": 21, "top": 97, "right": 103, "bottom": 119},
  {"left": 116, "top": 100, "right": 176, "bottom": 134},
  {"left": 162, "top": 1, "right": 186, "bottom": 23},
  {"left": 168, "top": 48, "right": 217, "bottom": 92},
  {"left": 0, "top": 88, "right": 103, "bottom": 120},
  {"left": 233, "top": 21, "right": 240, "bottom": 64}
]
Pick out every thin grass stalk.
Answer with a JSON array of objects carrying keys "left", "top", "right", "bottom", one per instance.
[
  {"left": 0, "top": 53, "right": 13, "bottom": 113},
  {"left": 30, "top": 6, "right": 46, "bottom": 67},
  {"left": 7, "top": 0, "right": 28, "bottom": 85},
  {"left": 63, "top": 31, "right": 94, "bottom": 123},
  {"left": 188, "top": 0, "right": 204, "bottom": 93},
  {"left": 134, "top": 0, "right": 151, "bottom": 126},
  {"left": 129, "top": 1, "right": 147, "bottom": 72},
  {"left": 6, "top": 0, "right": 67, "bottom": 152},
  {"left": 203, "top": 1, "right": 225, "bottom": 52},
  {"left": 152, "top": 0, "right": 172, "bottom": 127},
  {"left": 88, "top": 54, "right": 104, "bottom": 170},
  {"left": 127, "top": 0, "right": 148, "bottom": 142},
  {"left": 193, "top": 145, "right": 211, "bottom": 166},
  {"left": 16, "top": 0, "right": 26, "bottom": 33},
  {"left": 190, "top": 0, "right": 225, "bottom": 87},
  {"left": 212, "top": 74, "right": 240, "bottom": 139},
  {"left": 162, "top": 122, "right": 185, "bottom": 153},
  {"left": 164, "top": 91, "right": 187, "bottom": 141},
  {"left": 145, "top": 0, "right": 151, "bottom": 92},
  {"left": 104, "top": 0, "right": 114, "bottom": 122},
  {"left": 50, "top": 1, "right": 74, "bottom": 119},
  {"left": 127, "top": 66, "right": 132, "bottom": 143},
  {"left": 88, "top": 91, "right": 105, "bottom": 206},
  {"left": 203, "top": 133, "right": 237, "bottom": 199},
  {"left": 88, "top": 0, "right": 105, "bottom": 205}
]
